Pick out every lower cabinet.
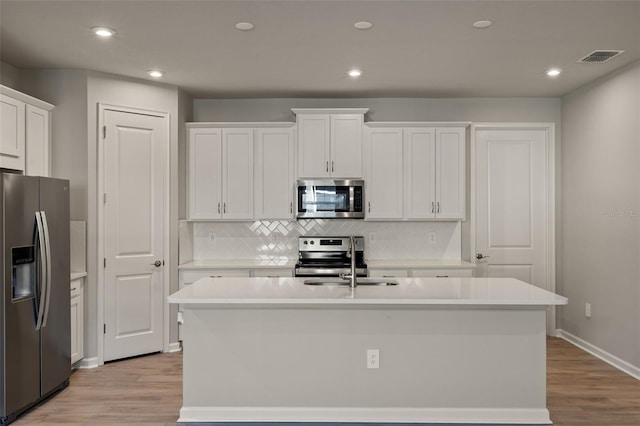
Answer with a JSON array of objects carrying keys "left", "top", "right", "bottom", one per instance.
[{"left": 70, "top": 277, "right": 84, "bottom": 365}]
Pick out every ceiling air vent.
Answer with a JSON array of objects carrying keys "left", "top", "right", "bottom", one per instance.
[{"left": 577, "top": 50, "right": 624, "bottom": 64}]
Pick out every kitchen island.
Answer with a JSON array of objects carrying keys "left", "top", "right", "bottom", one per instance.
[{"left": 168, "top": 277, "right": 567, "bottom": 424}]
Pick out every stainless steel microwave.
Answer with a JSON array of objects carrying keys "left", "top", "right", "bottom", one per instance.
[{"left": 296, "top": 179, "right": 365, "bottom": 219}]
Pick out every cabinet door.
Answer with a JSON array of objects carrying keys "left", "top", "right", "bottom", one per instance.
[
  {"left": 0, "top": 94, "right": 25, "bottom": 171},
  {"left": 330, "top": 114, "right": 362, "bottom": 178},
  {"left": 435, "top": 128, "right": 466, "bottom": 219},
  {"left": 222, "top": 128, "right": 254, "bottom": 220},
  {"left": 70, "top": 278, "right": 84, "bottom": 365},
  {"left": 188, "top": 128, "right": 222, "bottom": 219},
  {"left": 404, "top": 128, "right": 436, "bottom": 219},
  {"left": 25, "top": 105, "right": 50, "bottom": 176},
  {"left": 365, "top": 127, "right": 403, "bottom": 219},
  {"left": 255, "top": 128, "right": 294, "bottom": 220},
  {"left": 297, "top": 114, "right": 330, "bottom": 178}
]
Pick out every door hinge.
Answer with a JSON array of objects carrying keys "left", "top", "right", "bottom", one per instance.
[
  {"left": 103, "top": 324, "right": 106, "bottom": 334},
  {"left": 104, "top": 258, "right": 106, "bottom": 268},
  {"left": 103, "top": 125, "right": 106, "bottom": 139}
]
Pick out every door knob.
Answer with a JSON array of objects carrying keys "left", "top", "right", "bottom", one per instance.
[
  {"left": 151, "top": 260, "right": 162, "bottom": 267},
  {"left": 476, "top": 253, "right": 490, "bottom": 260}
]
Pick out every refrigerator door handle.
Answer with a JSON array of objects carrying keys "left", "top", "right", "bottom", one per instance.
[
  {"left": 34, "top": 211, "right": 48, "bottom": 331},
  {"left": 41, "top": 210, "right": 53, "bottom": 328}
]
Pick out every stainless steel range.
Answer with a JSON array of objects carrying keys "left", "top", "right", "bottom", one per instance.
[{"left": 294, "top": 236, "right": 368, "bottom": 277}]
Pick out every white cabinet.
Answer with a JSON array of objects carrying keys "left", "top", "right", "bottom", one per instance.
[
  {"left": 187, "top": 126, "right": 254, "bottom": 220},
  {"left": 70, "top": 277, "right": 84, "bottom": 365},
  {"left": 411, "top": 269, "right": 473, "bottom": 278},
  {"left": 293, "top": 109, "right": 367, "bottom": 178},
  {"left": 0, "top": 85, "right": 52, "bottom": 175},
  {"left": 0, "top": 94, "right": 25, "bottom": 171},
  {"left": 365, "top": 124, "right": 467, "bottom": 221},
  {"left": 254, "top": 127, "right": 295, "bottom": 220},
  {"left": 434, "top": 128, "right": 466, "bottom": 219},
  {"left": 404, "top": 127, "right": 466, "bottom": 219},
  {"left": 364, "top": 127, "right": 404, "bottom": 219}
]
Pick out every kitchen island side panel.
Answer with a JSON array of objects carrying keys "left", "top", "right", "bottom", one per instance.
[{"left": 181, "top": 306, "right": 547, "bottom": 421}]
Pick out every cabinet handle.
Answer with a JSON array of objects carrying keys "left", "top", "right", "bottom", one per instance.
[
  {"left": 217, "top": 202, "right": 221, "bottom": 214},
  {"left": 290, "top": 202, "right": 293, "bottom": 213},
  {"left": 368, "top": 202, "right": 371, "bottom": 213},
  {"left": 223, "top": 202, "right": 227, "bottom": 213},
  {"left": 326, "top": 161, "right": 329, "bottom": 172},
  {"left": 432, "top": 202, "right": 435, "bottom": 213},
  {"left": 382, "top": 275, "right": 395, "bottom": 278},
  {"left": 331, "top": 161, "right": 334, "bottom": 172},
  {"left": 71, "top": 287, "right": 77, "bottom": 291},
  {"left": 437, "top": 201, "right": 440, "bottom": 213},
  {"left": 436, "top": 275, "right": 449, "bottom": 278}
]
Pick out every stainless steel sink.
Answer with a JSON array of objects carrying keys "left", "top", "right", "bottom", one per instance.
[{"left": 303, "top": 278, "right": 399, "bottom": 286}]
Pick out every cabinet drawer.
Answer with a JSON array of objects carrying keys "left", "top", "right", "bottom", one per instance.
[
  {"left": 411, "top": 269, "right": 472, "bottom": 278},
  {"left": 252, "top": 269, "right": 293, "bottom": 278},
  {"left": 180, "top": 269, "right": 251, "bottom": 287},
  {"left": 368, "top": 269, "right": 409, "bottom": 278},
  {"left": 70, "top": 278, "right": 83, "bottom": 296}
]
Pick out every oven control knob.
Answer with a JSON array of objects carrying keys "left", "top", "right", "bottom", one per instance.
[
  {"left": 304, "top": 241, "right": 308, "bottom": 245},
  {"left": 310, "top": 241, "right": 315, "bottom": 245}
]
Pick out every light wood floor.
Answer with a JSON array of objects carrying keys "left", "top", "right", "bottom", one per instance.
[{"left": 14, "top": 337, "right": 640, "bottom": 425}]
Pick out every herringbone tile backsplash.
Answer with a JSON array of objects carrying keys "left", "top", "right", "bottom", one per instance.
[{"left": 189, "top": 220, "right": 461, "bottom": 261}]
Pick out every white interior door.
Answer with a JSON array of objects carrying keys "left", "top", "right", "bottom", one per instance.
[
  {"left": 103, "top": 109, "right": 166, "bottom": 362},
  {"left": 475, "top": 127, "right": 548, "bottom": 287}
]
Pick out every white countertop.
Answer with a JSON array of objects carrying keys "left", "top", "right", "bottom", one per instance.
[
  {"left": 168, "top": 277, "right": 567, "bottom": 307},
  {"left": 70, "top": 272, "right": 87, "bottom": 280},
  {"left": 179, "top": 259, "right": 475, "bottom": 270}
]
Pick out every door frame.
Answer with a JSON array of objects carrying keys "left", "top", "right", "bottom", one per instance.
[
  {"left": 96, "top": 103, "right": 171, "bottom": 365},
  {"left": 470, "top": 123, "right": 557, "bottom": 334}
]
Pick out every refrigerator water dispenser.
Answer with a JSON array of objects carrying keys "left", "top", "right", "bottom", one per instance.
[{"left": 11, "top": 246, "right": 35, "bottom": 301}]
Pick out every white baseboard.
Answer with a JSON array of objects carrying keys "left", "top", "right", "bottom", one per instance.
[
  {"left": 557, "top": 329, "right": 640, "bottom": 380},
  {"left": 178, "top": 406, "right": 551, "bottom": 424},
  {"left": 75, "top": 356, "right": 100, "bottom": 369},
  {"left": 167, "top": 341, "right": 182, "bottom": 353}
]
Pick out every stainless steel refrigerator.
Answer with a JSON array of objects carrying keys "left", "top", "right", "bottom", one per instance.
[{"left": 0, "top": 173, "right": 70, "bottom": 425}]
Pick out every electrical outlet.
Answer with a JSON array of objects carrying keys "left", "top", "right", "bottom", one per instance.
[
  {"left": 369, "top": 232, "right": 376, "bottom": 242},
  {"left": 209, "top": 233, "right": 216, "bottom": 242},
  {"left": 585, "top": 302, "right": 591, "bottom": 318},
  {"left": 428, "top": 232, "right": 437, "bottom": 244},
  {"left": 367, "top": 349, "right": 380, "bottom": 369}
]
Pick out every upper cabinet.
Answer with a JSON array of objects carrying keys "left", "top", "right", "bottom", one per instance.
[
  {"left": 293, "top": 108, "right": 367, "bottom": 178},
  {"left": 0, "top": 85, "right": 53, "bottom": 176},
  {"left": 187, "top": 123, "right": 295, "bottom": 221},
  {"left": 365, "top": 123, "right": 468, "bottom": 221},
  {"left": 254, "top": 127, "right": 295, "bottom": 220},
  {"left": 187, "top": 125, "right": 254, "bottom": 220}
]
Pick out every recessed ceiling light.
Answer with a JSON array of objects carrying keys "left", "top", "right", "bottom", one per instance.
[
  {"left": 347, "top": 69, "right": 362, "bottom": 78},
  {"left": 354, "top": 21, "right": 373, "bottom": 30},
  {"left": 92, "top": 26, "right": 115, "bottom": 37},
  {"left": 546, "top": 68, "right": 562, "bottom": 77},
  {"left": 235, "top": 22, "right": 254, "bottom": 31},
  {"left": 148, "top": 70, "right": 164, "bottom": 78},
  {"left": 472, "top": 20, "right": 492, "bottom": 29}
]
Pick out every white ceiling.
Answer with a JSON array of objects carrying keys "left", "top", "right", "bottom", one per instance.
[{"left": 1, "top": 0, "right": 639, "bottom": 98}]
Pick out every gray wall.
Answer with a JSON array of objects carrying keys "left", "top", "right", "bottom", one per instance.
[
  {"left": 86, "top": 71, "right": 180, "bottom": 360},
  {"left": 0, "top": 61, "right": 21, "bottom": 89},
  {"left": 561, "top": 60, "right": 640, "bottom": 368},
  {"left": 193, "top": 97, "right": 562, "bottom": 264}
]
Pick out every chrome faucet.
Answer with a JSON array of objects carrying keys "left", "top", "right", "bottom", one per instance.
[{"left": 341, "top": 235, "right": 358, "bottom": 288}]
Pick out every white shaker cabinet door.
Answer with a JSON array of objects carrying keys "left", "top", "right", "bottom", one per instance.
[
  {"left": 255, "top": 128, "right": 294, "bottom": 220},
  {"left": 330, "top": 114, "right": 363, "bottom": 178},
  {"left": 25, "top": 104, "right": 50, "bottom": 176},
  {"left": 404, "top": 127, "right": 436, "bottom": 219},
  {"left": 365, "top": 127, "right": 403, "bottom": 219},
  {"left": 297, "top": 114, "right": 330, "bottom": 178},
  {"left": 188, "top": 128, "right": 222, "bottom": 219},
  {"left": 222, "top": 128, "right": 254, "bottom": 220},
  {"left": 0, "top": 94, "right": 25, "bottom": 171},
  {"left": 435, "top": 127, "right": 465, "bottom": 219}
]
